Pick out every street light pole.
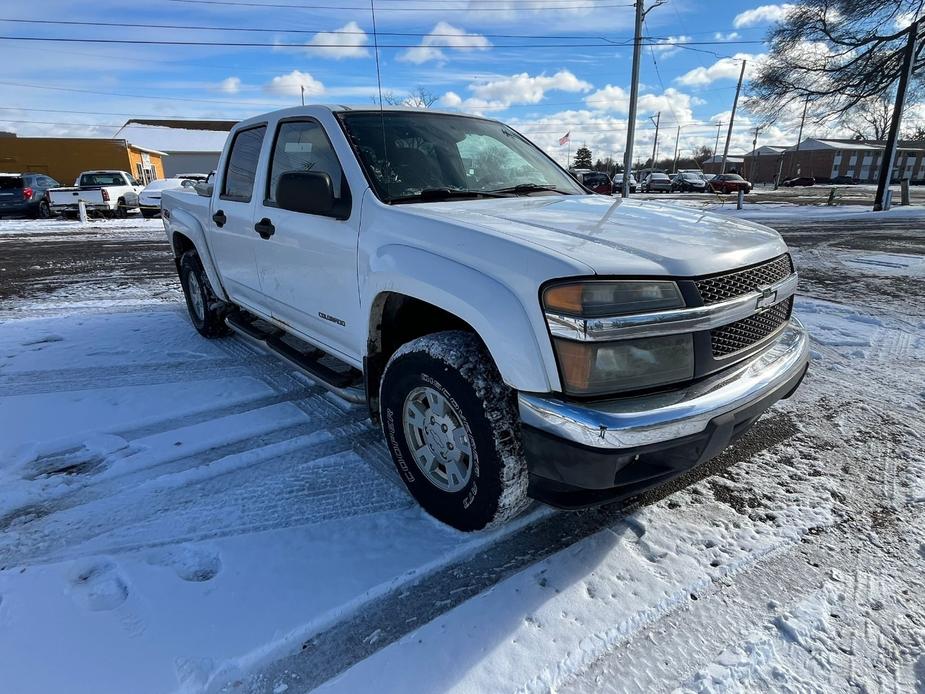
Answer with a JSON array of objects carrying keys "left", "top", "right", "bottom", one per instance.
[{"left": 672, "top": 125, "right": 681, "bottom": 173}]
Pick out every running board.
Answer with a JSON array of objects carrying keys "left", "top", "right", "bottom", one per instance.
[{"left": 225, "top": 311, "right": 366, "bottom": 404}]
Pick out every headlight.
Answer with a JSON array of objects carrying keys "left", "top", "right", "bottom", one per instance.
[
  {"left": 544, "top": 280, "right": 684, "bottom": 317},
  {"left": 544, "top": 280, "right": 692, "bottom": 396},
  {"left": 553, "top": 334, "right": 694, "bottom": 396}
]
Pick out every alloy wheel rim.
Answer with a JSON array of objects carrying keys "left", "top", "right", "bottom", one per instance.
[
  {"left": 402, "top": 385, "right": 473, "bottom": 493},
  {"left": 187, "top": 272, "right": 205, "bottom": 321}
]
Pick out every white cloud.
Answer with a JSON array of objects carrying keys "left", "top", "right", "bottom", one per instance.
[
  {"left": 265, "top": 70, "right": 325, "bottom": 97},
  {"left": 675, "top": 53, "right": 764, "bottom": 87},
  {"left": 714, "top": 31, "right": 741, "bottom": 41},
  {"left": 733, "top": 4, "right": 795, "bottom": 29},
  {"left": 218, "top": 77, "right": 241, "bottom": 94},
  {"left": 441, "top": 70, "right": 591, "bottom": 113},
  {"left": 398, "top": 22, "right": 491, "bottom": 64},
  {"left": 306, "top": 21, "right": 369, "bottom": 59},
  {"left": 651, "top": 35, "right": 692, "bottom": 58},
  {"left": 585, "top": 86, "right": 697, "bottom": 125}
]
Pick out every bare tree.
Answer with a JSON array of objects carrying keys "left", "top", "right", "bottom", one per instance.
[
  {"left": 842, "top": 95, "right": 895, "bottom": 140},
  {"left": 373, "top": 87, "right": 440, "bottom": 109},
  {"left": 749, "top": 1, "right": 924, "bottom": 120}
]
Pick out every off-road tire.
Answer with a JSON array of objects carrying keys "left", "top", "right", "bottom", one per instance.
[
  {"left": 179, "top": 250, "right": 229, "bottom": 338},
  {"left": 379, "top": 331, "right": 530, "bottom": 531}
]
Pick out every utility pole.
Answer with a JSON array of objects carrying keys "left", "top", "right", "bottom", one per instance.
[
  {"left": 713, "top": 121, "right": 722, "bottom": 159},
  {"left": 788, "top": 96, "right": 809, "bottom": 177},
  {"left": 672, "top": 125, "right": 681, "bottom": 173},
  {"left": 721, "top": 59, "right": 747, "bottom": 174},
  {"left": 874, "top": 18, "right": 920, "bottom": 211},
  {"left": 621, "top": 0, "right": 646, "bottom": 197},
  {"left": 650, "top": 111, "right": 661, "bottom": 171},
  {"left": 749, "top": 125, "right": 760, "bottom": 182},
  {"left": 300, "top": 85, "right": 305, "bottom": 106}
]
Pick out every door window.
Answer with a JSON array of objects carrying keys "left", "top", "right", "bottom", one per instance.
[
  {"left": 266, "top": 120, "right": 347, "bottom": 204},
  {"left": 222, "top": 125, "right": 267, "bottom": 201}
]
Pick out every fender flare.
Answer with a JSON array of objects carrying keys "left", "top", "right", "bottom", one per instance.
[
  {"left": 166, "top": 207, "right": 229, "bottom": 301},
  {"left": 366, "top": 244, "right": 557, "bottom": 393}
]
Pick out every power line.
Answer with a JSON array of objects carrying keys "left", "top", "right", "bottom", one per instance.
[
  {"left": 0, "top": 34, "right": 764, "bottom": 49},
  {"left": 166, "top": 0, "right": 636, "bottom": 10},
  {"left": 0, "top": 17, "right": 637, "bottom": 42}
]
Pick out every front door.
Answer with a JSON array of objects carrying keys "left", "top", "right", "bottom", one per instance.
[
  {"left": 252, "top": 118, "right": 361, "bottom": 361},
  {"left": 207, "top": 124, "right": 270, "bottom": 314}
]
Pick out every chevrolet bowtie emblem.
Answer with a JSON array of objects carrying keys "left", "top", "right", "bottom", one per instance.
[{"left": 755, "top": 285, "right": 777, "bottom": 311}]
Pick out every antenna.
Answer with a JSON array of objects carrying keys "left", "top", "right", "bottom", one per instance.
[{"left": 369, "top": 0, "right": 390, "bottom": 199}]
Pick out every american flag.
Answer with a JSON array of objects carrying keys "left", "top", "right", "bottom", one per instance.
[{"left": 559, "top": 131, "right": 570, "bottom": 145}]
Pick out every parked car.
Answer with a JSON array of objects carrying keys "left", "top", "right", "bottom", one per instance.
[
  {"left": 670, "top": 172, "right": 708, "bottom": 193},
  {"left": 48, "top": 170, "right": 143, "bottom": 218},
  {"left": 782, "top": 176, "right": 816, "bottom": 187},
  {"left": 709, "top": 174, "right": 752, "bottom": 194},
  {"left": 612, "top": 173, "right": 637, "bottom": 193},
  {"left": 574, "top": 171, "right": 613, "bottom": 195},
  {"left": 0, "top": 172, "right": 60, "bottom": 218},
  {"left": 830, "top": 175, "right": 857, "bottom": 185},
  {"left": 162, "top": 106, "right": 809, "bottom": 531},
  {"left": 138, "top": 178, "right": 196, "bottom": 218},
  {"left": 641, "top": 172, "right": 672, "bottom": 193}
]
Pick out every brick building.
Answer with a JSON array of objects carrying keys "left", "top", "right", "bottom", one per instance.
[{"left": 706, "top": 138, "right": 925, "bottom": 185}]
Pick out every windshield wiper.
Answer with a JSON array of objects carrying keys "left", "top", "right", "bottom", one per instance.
[
  {"left": 388, "top": 188, "right": 511, "bottom": 204},
  {"left": 487, "top": 183, "right": 567, "bottom": 195}
]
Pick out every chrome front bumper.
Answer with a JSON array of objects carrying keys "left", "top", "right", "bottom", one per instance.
[{"left": 519, "top": 317, "right": 809, "bottom": 451}]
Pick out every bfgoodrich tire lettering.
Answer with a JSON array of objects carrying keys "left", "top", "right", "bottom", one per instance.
[
  {"left": 380, "top": 331, "right": 530, "bottom": 531},
  {"left": 179, "top": 250, "right": 229, "bottom": 338}
]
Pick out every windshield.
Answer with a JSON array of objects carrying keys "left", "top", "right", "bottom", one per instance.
[
  {"left": 338, "top": 111, "right": 583, "bottom": 202},
  {"left": 650, "top": 174, "right": 669, "bottom": 181}
]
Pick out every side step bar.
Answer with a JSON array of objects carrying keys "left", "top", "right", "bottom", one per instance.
[{"left": 225, "top": 311, "right": 367, "bottom": 405}]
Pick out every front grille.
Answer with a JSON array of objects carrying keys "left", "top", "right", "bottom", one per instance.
[
  {"left": 695, "top": 254, "right": 793, "bottom": 305},
  {"left": 711, "top": 297, "right": 792, "bottom": 357}
]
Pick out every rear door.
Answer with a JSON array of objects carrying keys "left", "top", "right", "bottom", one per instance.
[
  {"left": 207, "top": 124, "right": 270, "bottom": 313},
  {"left": 0, "top": 176, "right": 23, "bottom": 212},
  {"left": 251, "top": 117, "right": 360, "bottom": 360}
]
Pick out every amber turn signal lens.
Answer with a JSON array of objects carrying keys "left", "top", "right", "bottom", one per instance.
[{"left": 543, "top": 284, "right": 585, "bottom": 315}]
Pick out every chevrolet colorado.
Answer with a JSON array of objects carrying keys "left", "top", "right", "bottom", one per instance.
[{"left": 161, "top": 106, "right": 809, "bottom": 531}]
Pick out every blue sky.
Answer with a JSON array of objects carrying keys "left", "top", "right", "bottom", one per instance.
[{"left": 0, "top": 1, "right": 815, "bottom": 165}]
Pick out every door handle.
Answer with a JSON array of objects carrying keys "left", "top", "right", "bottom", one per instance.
[
  {"left": 212, "top": 210, "right": 227, "bottom": 227},
  {"left": 254, "top": 217, "right": 275, "bottom": 240}
]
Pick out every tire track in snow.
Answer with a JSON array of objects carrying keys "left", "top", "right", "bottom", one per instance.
[
  {"left": 227, "top": 413, "right": 801, "bottom": 694},
  {"left": 0, "top": 421, "right": 404, "bottom": 566}
]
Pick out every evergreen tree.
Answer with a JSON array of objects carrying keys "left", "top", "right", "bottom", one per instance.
[{"left": 573, "top": 146, "right": 593, "bottom": 169}]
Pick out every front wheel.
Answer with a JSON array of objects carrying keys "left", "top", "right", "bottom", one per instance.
[
  {"left": 179, "top": 250, "right": 229, "bottom": 338},
  {"left": 380, "top": 331, "right": 530, "bottom": 531}
]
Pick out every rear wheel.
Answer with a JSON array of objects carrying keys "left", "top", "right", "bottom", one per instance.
[
  {"left": 36, "top": 201, "right": 52, "bottom": 219},
  {"left": 380, "top": 331, "right": 530, "bottom": 531},
  {"left": 115, "top": 198, "right": 129, "bottom": 218},
  {"left": 179, "top": 250, "right": 229, "bottom": 338}
]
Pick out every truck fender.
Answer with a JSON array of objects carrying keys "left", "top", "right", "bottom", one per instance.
[
  {"left": 166, "top": 207, "right": 229, "bottom": 302},
  {"left": 366, "top": 244, "right": 557, "bottom": 393}
]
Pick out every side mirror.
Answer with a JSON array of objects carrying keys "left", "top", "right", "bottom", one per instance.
[{"left": 277, "top": 171, "right": 348, "bottom": 218}]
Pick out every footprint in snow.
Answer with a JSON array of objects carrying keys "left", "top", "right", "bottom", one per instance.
[
  {"left": 69, "top": 559, "right": 129, "bottom": 612},
  {"left": 147, "top": 545, "right": 222, "bottom": 583}
]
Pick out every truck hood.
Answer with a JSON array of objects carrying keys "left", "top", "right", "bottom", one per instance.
[{"left": 398, "top": 195, "right": 787, "bottom": 277}]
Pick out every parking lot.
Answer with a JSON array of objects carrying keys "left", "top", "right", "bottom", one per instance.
[{"left": 1, "top": 207, "right": 923, "bottom": 693}]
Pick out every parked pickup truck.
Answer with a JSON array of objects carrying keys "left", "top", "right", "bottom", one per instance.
[
  {"left": 162, "top": 106, "right": 809, "bottom": 531},
  {"left": 48, "top": 170, "right": 143, "bottom": 218}
]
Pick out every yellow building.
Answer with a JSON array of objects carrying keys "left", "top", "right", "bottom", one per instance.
[{"left": 0, "top": 136, "right": 167, "bottom": 185}]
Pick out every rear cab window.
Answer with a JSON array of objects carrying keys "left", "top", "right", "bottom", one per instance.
[{"left": 222, "top": 126, "right": 267, "bottom": 202}]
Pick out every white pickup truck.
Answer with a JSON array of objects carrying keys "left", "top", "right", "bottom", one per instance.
[
  {"left": 162, "top": 106, "right": 809, "bottom": 531},
  {"left": 48, "top": 170, "right": 143, "bottom": 218}
]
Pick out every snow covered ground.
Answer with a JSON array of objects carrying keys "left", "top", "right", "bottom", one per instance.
[{"left": 0, "top": 212, "right": 923, "bottom": 694}]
